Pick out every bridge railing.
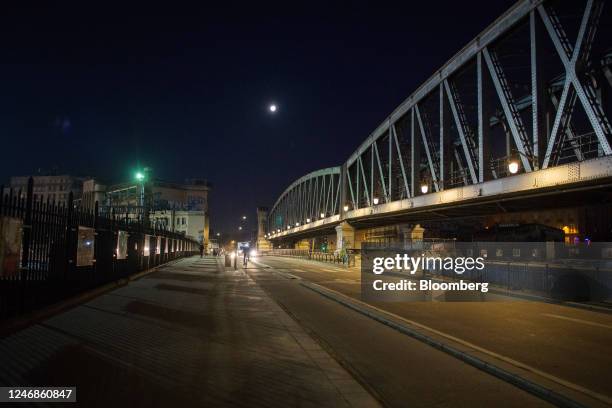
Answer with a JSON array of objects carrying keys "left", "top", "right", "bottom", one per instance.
[
  {"left": 0, "top": 178, "right": 200, "bottom": 321},
  {"left": 263, "top": 249, "right": 357, "bottom": 267},
  {"left": 422, "top": 258, "right": 612, "bottom": 302}
]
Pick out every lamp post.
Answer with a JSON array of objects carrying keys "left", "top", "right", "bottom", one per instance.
[{"left": 135, "top": 171, "right": 146, "bottom": 222}]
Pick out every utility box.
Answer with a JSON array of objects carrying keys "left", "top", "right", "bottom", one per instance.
[{"left": 224, "top": 254, "right": 232, "bottom": 267}]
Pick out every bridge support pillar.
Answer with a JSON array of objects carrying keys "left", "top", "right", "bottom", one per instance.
[
  {"left": 335, "top": 222, "right": 355, "bottom": 250},
  {"left": 401, "top": 224, "right": 425, "bottom": 249},
  {"left": 336, "top": 222, "right": 362, "bottom": 268},
  {"left": 256, "top": 207, "right": 271, "bottom": 252}
]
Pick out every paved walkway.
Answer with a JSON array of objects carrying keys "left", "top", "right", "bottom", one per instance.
[{"left": 0, "top": 256, "right": 378, "bottom": 407}]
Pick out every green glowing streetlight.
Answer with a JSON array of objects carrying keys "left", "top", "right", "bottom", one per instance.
[{"left": 134, "top": 170, "right": 147, "bottom": 221}]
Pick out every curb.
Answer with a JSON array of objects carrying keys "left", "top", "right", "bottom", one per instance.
[
  {"left": 300, "top": 280, "right": 589, "bottom": 408},
  {"left": 0, "top": 257, "right": 186, "bottom": 338},
  {"left": 244, "top": 268, "right": 385, "bottom": 408}
]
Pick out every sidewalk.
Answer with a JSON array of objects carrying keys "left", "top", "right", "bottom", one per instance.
[{"left": 0, "top": 256, "right": 377, "bottom": 407}]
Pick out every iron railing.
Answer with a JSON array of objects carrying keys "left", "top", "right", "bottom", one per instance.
[
  {"left": 0, "top": 178, "right": 200, "bottom": 320},
  {"left": 263, "top": 249, "right": 357, "bottom": 267}
]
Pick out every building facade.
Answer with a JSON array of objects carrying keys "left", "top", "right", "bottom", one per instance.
[
  {"left": 81, "top": 177, "right": 211, "bottom": 247},
  {"left": 8, "top": 175, "right": 86, "bottom": 205},
  {"left": 151, "top": 210, "right": 206, "bottom": 243}
]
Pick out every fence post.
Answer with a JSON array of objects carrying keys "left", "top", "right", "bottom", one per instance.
[
  {"left": 65, "top": 192, "right": 75, "bottom": 285},
  {"left": 110, "top": 208, "right": 116, "bottom": 278},
  {"left": 507, "top": 262, "right": 510, "bottom": 291},
  {"left": 139, "top": 218, "right": 144, "bottom": 271},
  {"left": 93, "top": 201, "right": 99, "bottom": 284},
  {"left": 20, "top": 178, "right": 33, "bottom": 279},
  {"left": 546, "top": 264, "right": 550, "bottom": 297},
  {"left": 19, "top": 177, "right": 34, "bottom": 312}
]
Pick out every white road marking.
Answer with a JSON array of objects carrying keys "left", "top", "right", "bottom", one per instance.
[
  {"left": 259, "top": 256, "right": 612, "bottom": 403},
  {"left": 250, "top": 259, "right": 273, "bottom": 269},
  {"left": 301, "top": 280, "right": 612, "bottom": 406},
  {"left": 542, "top": 313, "right": 612, "bottom": 329},
  {"left": 331, "top": 279, "right": 359, "bottom": 284}
]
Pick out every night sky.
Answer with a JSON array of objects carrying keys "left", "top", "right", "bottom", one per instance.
[{"left": 0, "top": 1, "right": 515, "bottom": 236}]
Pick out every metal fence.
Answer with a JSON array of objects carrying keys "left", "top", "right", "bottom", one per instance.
[
  {"left": 425, "top": 260, "right": 612, "bottom": 301},
  {"left": 263, "top": 249, "right": 357, "bottom": 267},
  {"left": 361, "top": 241, "right": 612, "bottom": 301},
  {"left": 0, "top": 178, "right": 199, "bottom": 320}
]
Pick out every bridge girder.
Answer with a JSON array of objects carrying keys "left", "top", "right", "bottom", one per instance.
[{"left": 268, "top": 0, "right": 612, "bottom": 240}]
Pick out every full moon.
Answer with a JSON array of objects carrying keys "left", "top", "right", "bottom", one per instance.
[{"left": 269, "top": 104, "right": 277, "bottom": 113}]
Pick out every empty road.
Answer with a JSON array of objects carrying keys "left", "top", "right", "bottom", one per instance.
[{"left": 249, "top": 255, "right": 612, "bottom": 407}]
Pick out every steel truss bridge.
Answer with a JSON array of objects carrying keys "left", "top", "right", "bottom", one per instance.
[{"left": 268, "top": 0, "right": 612, "bottom": 241}]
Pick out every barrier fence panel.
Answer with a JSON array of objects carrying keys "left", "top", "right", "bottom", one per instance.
[{"left": 264, "top": 248, "right": 357, "bottom": 267}]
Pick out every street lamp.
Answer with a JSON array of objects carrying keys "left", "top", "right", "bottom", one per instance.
[
  {"left": 306, "top": 218, "right": 311, "bottom": 223},
  {"left": 373, "top": 197, "right": 379, "bottom": 205},
  {"left": 343, "top": 204, "right": 349, "bottom": 212},
  {"left": 134, "top": 170, "right": 148, "bottom": 222},
  {"left": 238, "top": 226, "right": 242, "bottom": 230},
  {"left": 242, "top": 215, "right": 247, "bottom": 220},
  {"left": 295, "top": 222, "right": 300, "bottom": 226},
  {"left": 320, "top": 212, "right": 325, "bottom": 219},
  {"left": 508, "top": 160, "right": 520, "bottom": 174},
  {"left": 420, "top": 183, "right": 429, "bottom": 194}
]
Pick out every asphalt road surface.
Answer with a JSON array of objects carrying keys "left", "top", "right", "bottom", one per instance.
[
  {"left": 1, "top": 255, "right": 609, "bottom": 407},
  {"left": 249, "top": 255, "right": 612, "bottom": 407}
]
